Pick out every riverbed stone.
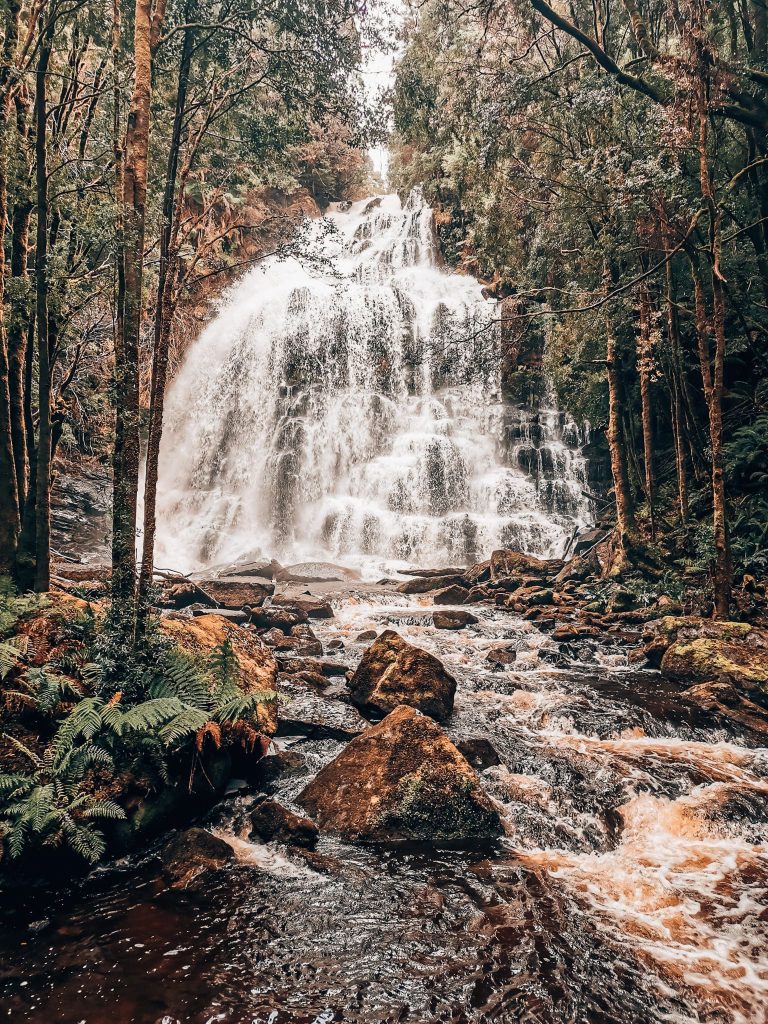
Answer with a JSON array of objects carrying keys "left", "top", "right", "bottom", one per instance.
[
  {"left": 250, "top": 604, "right": 309, "bottom": 632},
  {"left": 297, "top": 706, "right": 502, "bottom": 844},
  {"left": 348, "top": 629, "right": 457, "bottom": 721},
  {"left": 250, "top": 798, "right": 318, "bottom": 848},
  {"left": 397, "top": 575, "right": 468, "bottom": 595},
  {"left": 433, "top": 609, "right": 479, "bottom": 630},
  {"left": 489, "top": 548, "right": 560, "bottom": 582},
  {"left": 160, "top": 613, "right": 278, "bottom": 734},
  {"left": 661, "top": 621, "right": 768, "bottom": 695},
  {"left": 272, "top": 595, "right": 334, "bottom": 619},
  {"left": 432, "top": 585, "right": 470, "bottom": 605},
  {"left": 161, "top": 828, "right": 234, "bottom": 889},
  {"left": 194, "top": 577, "right": 274, "bottom": 609}
]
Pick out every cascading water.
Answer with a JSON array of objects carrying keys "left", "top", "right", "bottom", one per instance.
[{"left": 155, "top": 192, "right": 592, "bottom": 576}]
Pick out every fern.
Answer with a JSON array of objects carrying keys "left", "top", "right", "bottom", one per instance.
[
  {"left": 158, "top": 707, "right": 211, "bottom": 744},
  {"left": 0, "top": 641, "right": 21, "bottom": 681}
]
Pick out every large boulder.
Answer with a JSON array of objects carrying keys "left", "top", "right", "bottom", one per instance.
[
  {"left": 660, "top": 620, "right": 768, "bottom": 696},
  {"left": 489, "top": 549, "right": 560, "bottom": 582},
  {"left": 195, "top": 577, "right": 274, "bottom": 608},
  {"left": 297, "top": 706, "right": 502, "bottom": 844},
  {"left": 161, "top": 828, "right": 234, "bottom": 889},
  {"left": 250, "top": 798, "right": 318, "bottom": 848},
  {"left": 160, "top": 614, "right": 278, "bottom": 734},
  {"left": 348, "top": 629, "right": 457, "bottom": 721},
  {"left": 396, "top": 575, "right": 468, "bottom": 595}
]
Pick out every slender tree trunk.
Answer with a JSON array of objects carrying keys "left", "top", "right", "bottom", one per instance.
[
  {"left": 697, "top": 89, "right": 732, "bottom": 618},
  {"left": 33, "top": 18, "right": 53, "bottom": 593},
  {"left": 111, "top": 0, "right": 165, "bottom": 632},
  {"left": 138, "top": 10, "right": 194, "bottom": 609},
  {"left": 8, "top": 200, "right": 32, "bottom": 513},
  {"left": 637, "top": 283, "right": 656, "bottom": 538},
  {"left": 604, "top": 279, "right": 634, "bottom": 569},
  {"left": 0, "top": 0, "right": 21, "bottom": 572},
  {"left": 661, "top": 222, "right": 689, "bottom": 523}
]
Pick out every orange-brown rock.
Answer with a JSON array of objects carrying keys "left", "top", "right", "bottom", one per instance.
[
  {"left": 348, "top": 629, "right": 457, "bottom": 721},
  {"left": 297, "top": 706, "right": 501, "bottom": 843},
  {"left": 489, "top": 549, "right": 561, "bottom": 582},
  {"left": 161, "top": 614, "right": 278, "bottom": 733}
]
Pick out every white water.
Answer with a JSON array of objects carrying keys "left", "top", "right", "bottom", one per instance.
[{"left": 155, "top": 192, "right": 592, "bottom": 577}]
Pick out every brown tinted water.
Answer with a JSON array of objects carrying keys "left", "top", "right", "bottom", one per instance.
[{"left": 1, "top": 598, "right": 766, "bottom": 1024}]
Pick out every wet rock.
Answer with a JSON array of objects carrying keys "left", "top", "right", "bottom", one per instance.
[
  {"left": 489, "top": 548, "right": 560, "bottom": 582},
  {"left": 289, "top": 623, "right": 323, "bottom": 656},
  {"left": 465, "top": 584, "right": 495, "bottom": 603},
  {"left": 433, "top": 609, "right": 479, "bottom": 630},
  {"left": 326, "top": 639, "right": 344, "bottom": 651},
  {"left": 272, "top": 595, "right": 334, "bottom": 619},
  {"left": 250, "top": 604, "right": 308, "bottom": 632},
  {"left": 348, "top": 629, "right": 457, "bottom": 721},
  {"left": 297, "top": 706, "right": 501, "bottom": 844},
  {"left": 192, "top": 608, "right": 249, "bottom": 624},
  {"left": 219, "top": 558, "right": 283, "bottom": 580},
  {"left": 278, "top": 655, "right": 347, "bottom": 678},
  {"left": 432, "top": 585, "right": 469, "bottom": 605},
  {"left": 277, "top": 679, "right": 368, "bottom": 740},
  {"left": 658, "top": 619, "right": 768, "bottom": 695},
  {"left": 456, "top": 738, "right": 502, "bottom": 770},
  {"left": 681, "top": 681, "right": 768, "bottom": 735},
  {"left": 552, "top": 622, "right": 601, "bottom": 642},
  {"left": 513, "top": 586, "right": 554, "bottom": 606},
  {"left": 485, "top": 645, "right": 518, "bottom": 669},
  {"left": 258, "top": 749, "right": 307, "bottom": 784},
  {"left": 276, "top": 562, "right": 361, "bottom": 584},
  {"left": 194, "top": 577, "right": 273, "bottom": 609},
  {"left": 553, "top": 556, "right": 594, "bottom": 585},
  {"left": 572, "top": 528, "right": 608, "bottom": 555},
  {"left": 464, "top": 559, "right": 491, "bottom": 585},
  {"left": 355, "top": 629, "right": 378, "bottom": 641},
  {"left": 250, "top": 798, "right": 318, "bottom": 848},
  {"left": 397, "top": 575, "right": 468, "bottom": 595},
  {"left": 260, "top": 628, "right": 297, "bottom": 650},
  {"left": 161, "top": 828, "right": 234, "bottom": 889},
  {"left": 160, "top": 614, "right": 278, "bottom": 734}
]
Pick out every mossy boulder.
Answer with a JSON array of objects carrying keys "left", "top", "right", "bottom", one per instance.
[
  {"left": 161, "top": 613, "right": 278, "bottom": 733},
  {"left": 297, "top": 706, "right": 501, "bottom": 844},
  {"left": 348, "top": 629, "right": 457, "bottom": 721},
  {"left": 13, "top": 592, "right": 96, "bottom": 665},
  {"left": 658, "top": 619, "right": 768, "bottom": 695}
]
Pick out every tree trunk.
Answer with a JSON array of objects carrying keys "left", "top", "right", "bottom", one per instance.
[
  {"left": 636, "top": 283, "right": 656, "bottom": 537},
  {"left": 696, "top": 88, "right": 732, "bottom": 618},
  {"left": 0, "top": 0, "right": 21, "bottom": 572},
  {"left": 8, "top": 200, "right": 32, "bottom": 513},
  {"left": 661, "top": 222, "right": 689, "bottom": 523},
  {"left": 138, "top": 10, "right": 194, "bottom": 610},
  {"left": 33, "top": 18, "right": 53, "bottom": 593},
  {"left": 604, "top": 288, "right": 635, "bottom": 569},
  {"left": 111, "top": 0, "right": 165, "bottom": 632}
]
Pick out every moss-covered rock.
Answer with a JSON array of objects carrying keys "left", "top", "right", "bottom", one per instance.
[
  {"left": 161, "top": 614, "right": 278, "bottom": 733},
  {"left": 658, "top": 619, "right": 768, "bottom": 695},
  {"left": 297, "top": 706, "right": 501, "bottom": 844}
]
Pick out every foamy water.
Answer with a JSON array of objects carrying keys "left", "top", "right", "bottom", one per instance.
[{"left": 155, "top": 193, "right": 591, "bottom": 576}]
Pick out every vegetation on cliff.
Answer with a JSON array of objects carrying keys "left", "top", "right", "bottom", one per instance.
[{"left": 391, "top": 0, "right": 768, "bottom": 611}]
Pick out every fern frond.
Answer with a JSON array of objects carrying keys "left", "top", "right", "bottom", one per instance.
[
  {"left": 0, "top": 641, "right": 21, "bottom": 680},
  {"left": 2, "top": 732, "right": 43, "bottom": 768},
  {"left": 158, "top": 707, "right": 210, "bottom": 745},
  {"left": 82, "top": 799, "right": 126, "bottom": 820},
  {"left": 215, "top": 690, "right": 278, "bottom": 722},
  {"left": 51, "top": 697, "right": 105, "bottom": 762},
  {"left": 120, "top": 697, "right": 188, "bottom": 732}
]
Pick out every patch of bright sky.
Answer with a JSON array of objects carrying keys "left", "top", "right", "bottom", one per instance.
[{"left": 361, "top": 0, "right": 406, "bottom": 186}]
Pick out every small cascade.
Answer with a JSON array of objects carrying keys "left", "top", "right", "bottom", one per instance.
[{"left": 155, "top": 192, "right": 592, "bottom": 576}]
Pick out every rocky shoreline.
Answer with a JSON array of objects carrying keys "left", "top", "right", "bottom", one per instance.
[{"left": 4, "top": 542, "right": 759, "bottom": 885}]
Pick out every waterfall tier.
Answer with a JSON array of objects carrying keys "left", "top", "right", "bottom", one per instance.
[{"left": 155, "top": 193, "right": 592, "bottom": 577}]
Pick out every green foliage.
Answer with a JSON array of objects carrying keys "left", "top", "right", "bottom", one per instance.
[
  {"left": 0, "top": 737, "right": 125, "bottom": 865},
  {"left": 0, "top": 577, "right": 47, "bottom": 638}
]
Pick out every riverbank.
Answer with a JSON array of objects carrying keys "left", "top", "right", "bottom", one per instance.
[{"left": 1, "top": 568, "right": 766, "bottom": 1022}]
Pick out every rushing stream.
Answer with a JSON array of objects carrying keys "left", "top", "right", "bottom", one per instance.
[
  {"left": 154, "top": 193, "right": 592, "bottom": 577},
  {"left": 1, "top": 593, "right": 766, "bottom": 1023}
]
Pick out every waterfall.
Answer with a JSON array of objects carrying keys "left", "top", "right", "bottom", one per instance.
[{"left": 155, "top": 192, "right": 592, "bottom": 577}]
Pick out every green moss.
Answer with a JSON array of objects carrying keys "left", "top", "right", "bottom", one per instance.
[{"left": 384, "top": 767, "right": 500, "bottom": 840}]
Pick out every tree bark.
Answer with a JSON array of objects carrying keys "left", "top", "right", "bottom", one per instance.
[
  {"left": 0, "top": 0, "right": 21, "bottom": 572},
  {"left": 604, "top": 275, "right": 635, "bottom": 569},
  {"left": 636, "top": 284, "right": 656, "bottom": 537},
  {"left": 33, "top": 15, "right": 53, "bottom": 593},
  {"left": 8, "top": 200, "right": 32, "bottom": 514},
  {"left": 138, "top": 8, "right": 194, "bottom": 610},
  {"left": 111, "top": 0, "right": 166, "bottom": 632},
  {"left": 695, "top": 87, "right": 732, "bottom": 618}
]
